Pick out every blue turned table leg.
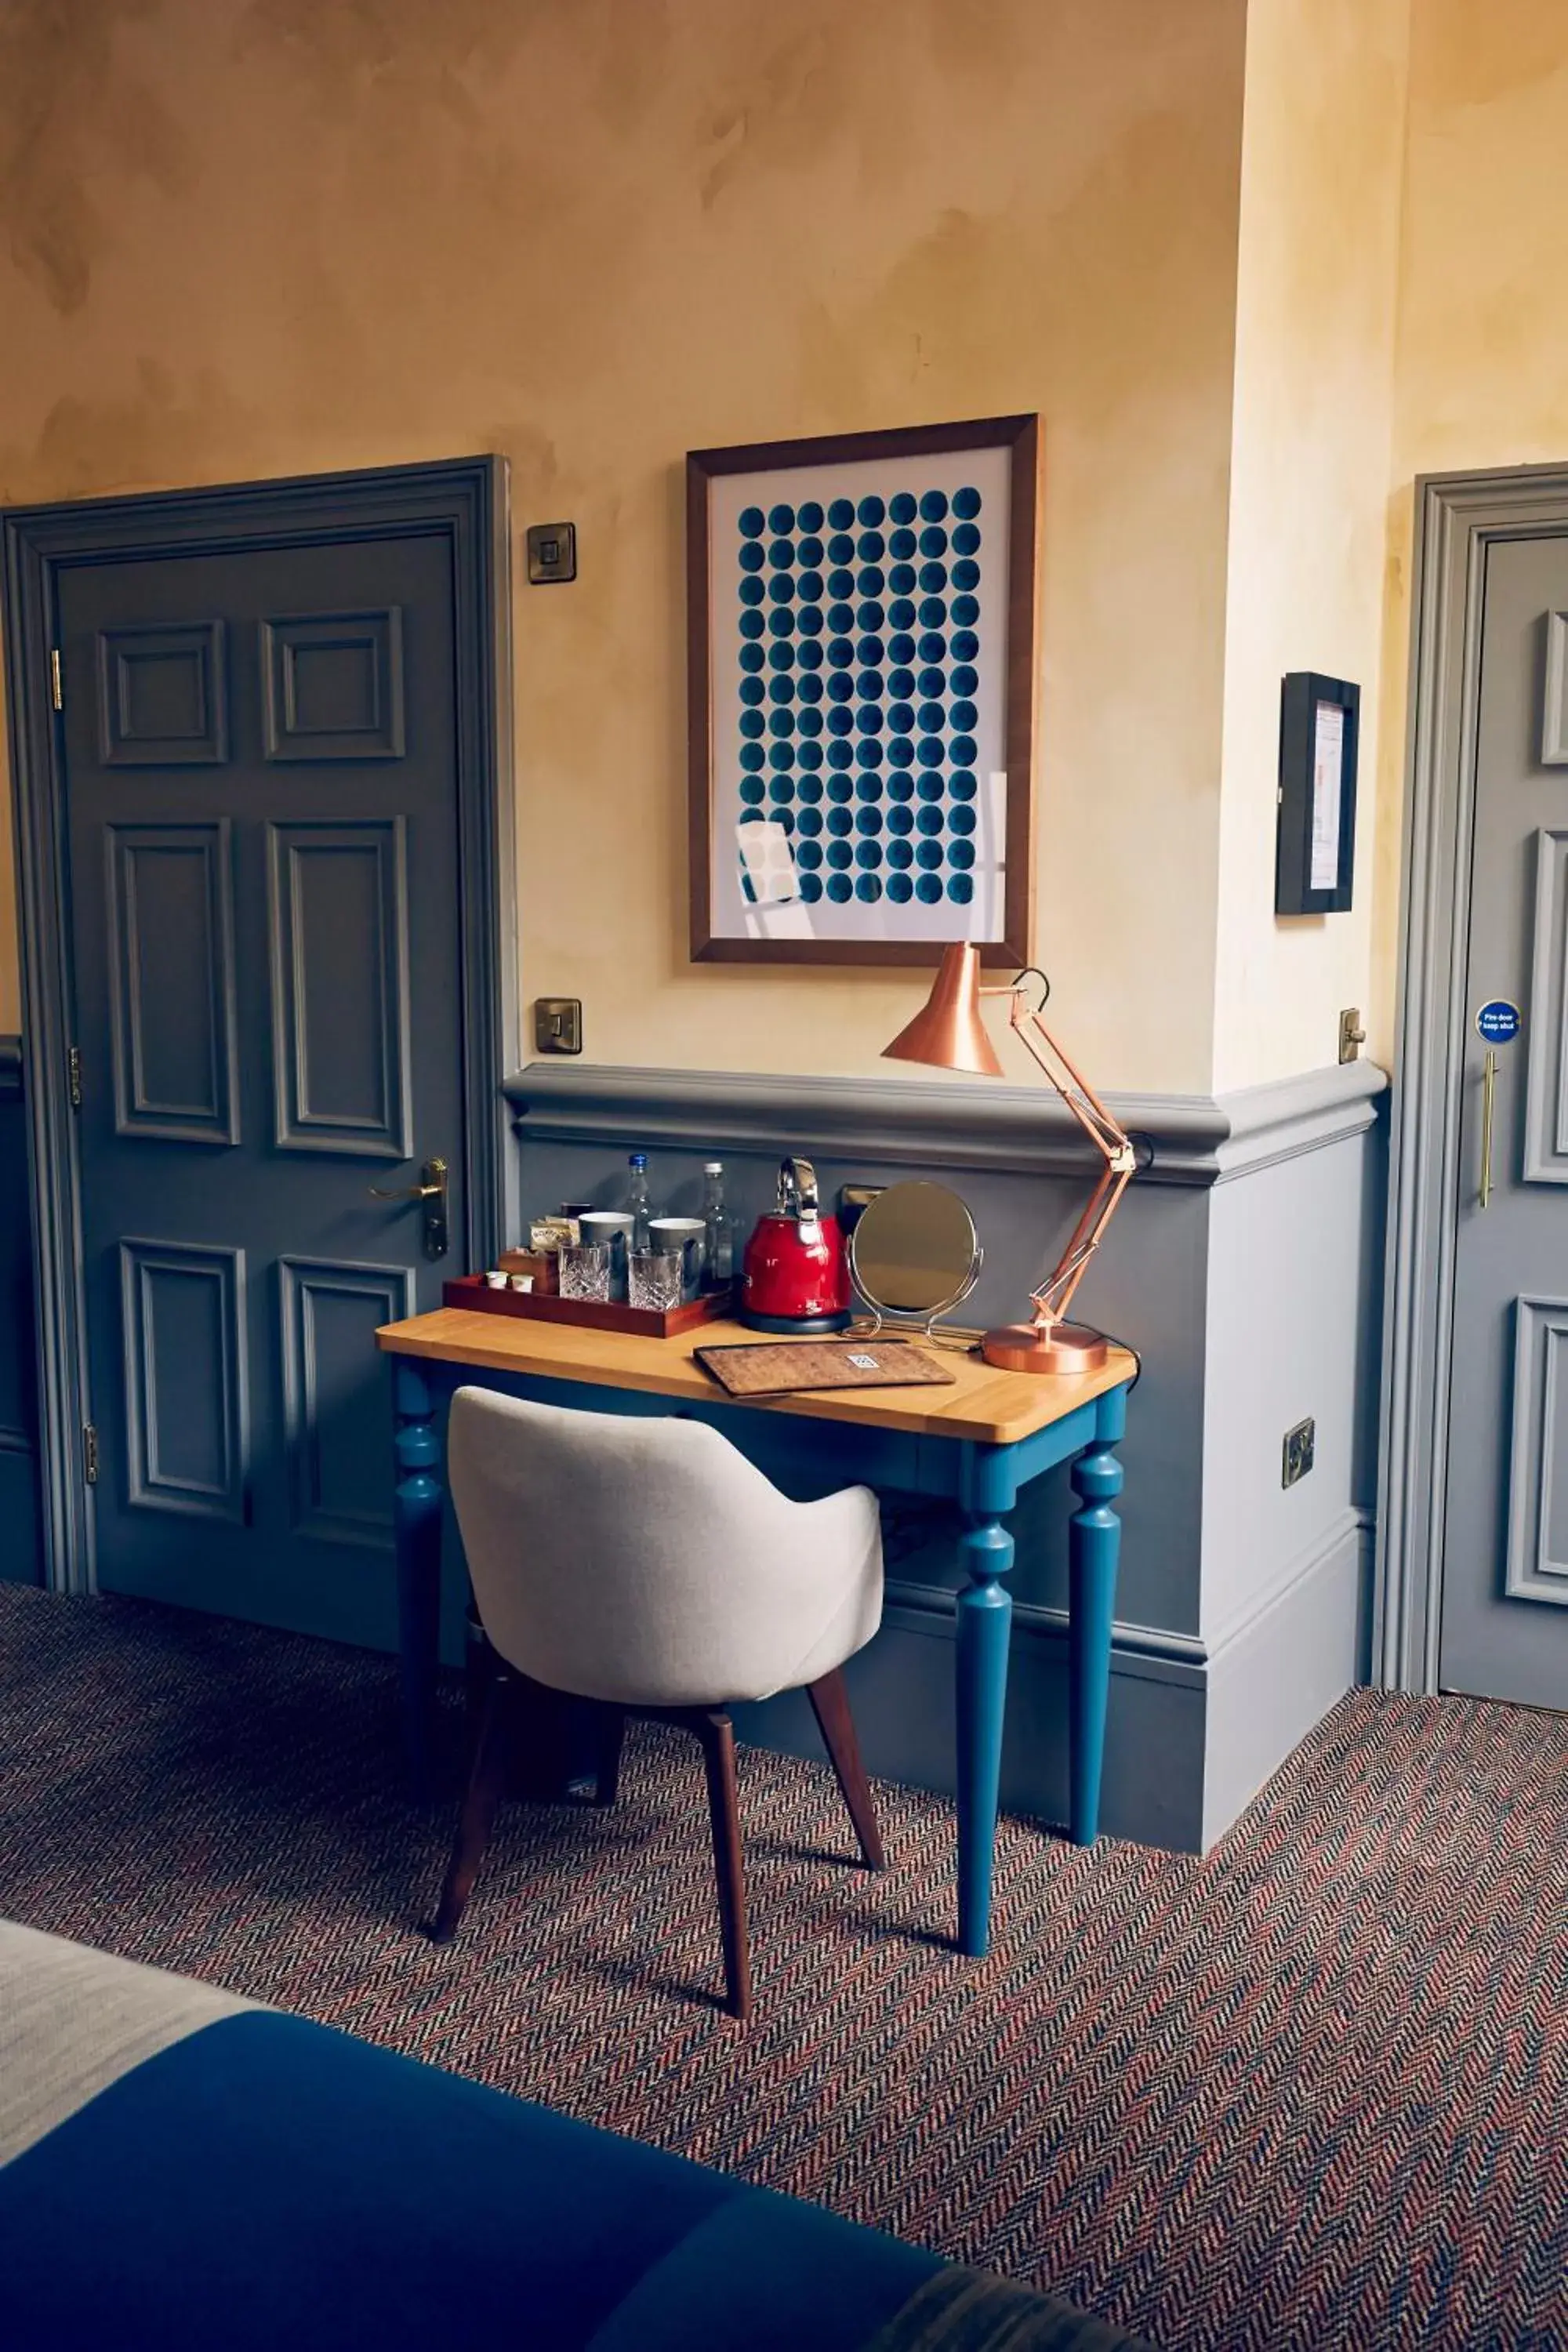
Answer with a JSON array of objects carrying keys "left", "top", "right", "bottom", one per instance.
[
  {"left": 393, "top": 1358, "right": 444, "bottom": 1799},
  {"left": 956, "top": 1448, "right": 1017, "bottom": 1959},
  {"left": 1069, "top": 1387, "right": 1127, "bottom": 1846}
]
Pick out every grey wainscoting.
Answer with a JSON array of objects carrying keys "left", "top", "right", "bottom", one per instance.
[
  {"left": 0, "top": 1038, "right": 42, "bottom": 1583},
  {"left": 504, "top": 1057, "right": 1388, "bottom": 1853}
]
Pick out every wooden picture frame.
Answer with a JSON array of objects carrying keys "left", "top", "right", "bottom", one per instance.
[
  {"left": 1274, "top": 670, "right": 1359, "bottom": 916},
  {"left": 687, "top": 415, "right": 1040, "bottom": 966}
]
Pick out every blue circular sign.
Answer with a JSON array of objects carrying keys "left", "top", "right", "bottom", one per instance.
[{"left": 1475, "top": 999, "right": 1521, "bottom": 1044}]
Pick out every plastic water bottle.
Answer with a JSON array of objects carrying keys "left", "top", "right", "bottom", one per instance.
[
  {"left": 625, "top": 1152, "right": 652, "bottom": 1251},
  {"left": 702, "top": 1162, "right": 731, "bottom": 1287}
]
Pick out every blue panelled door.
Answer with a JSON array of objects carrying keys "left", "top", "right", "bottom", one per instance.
[{"left": 60, "top": 532, "right": 466, "bottom": 1645}]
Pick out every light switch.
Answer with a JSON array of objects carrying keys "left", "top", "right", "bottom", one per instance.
[
  {"left": 534, "top": 997, "right": 583, "bottom": 1054},
  {"left": 526, "top": 522, "right": 577, "bottom": 583}
]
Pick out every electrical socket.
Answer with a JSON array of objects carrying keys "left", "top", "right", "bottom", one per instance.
[{"left": 1282, "top": 1416, "right": 1316, "bottom": 1489}]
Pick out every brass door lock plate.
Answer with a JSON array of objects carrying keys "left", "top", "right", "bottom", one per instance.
[
  {"left": 1338, "top": 1007, "right": 1367, "bottom": 1063},
  {"left": 534, "top": 997, "right": 583, "bottom": 1055}
]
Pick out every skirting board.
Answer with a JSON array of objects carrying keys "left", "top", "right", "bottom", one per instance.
[
  {"left": 1200, "top": 1508, "right": 1370, "bottom": 1849},
  {"left": 737, "top": 1602, "right": 1209, "bottom": 1854}
]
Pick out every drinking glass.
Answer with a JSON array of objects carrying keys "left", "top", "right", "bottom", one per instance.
[
  {"left": 557, "top": 1240, "right": 612, "bottom": 1302},
  {"left": 629, "top": 1248, "right": 683, "bottom": 1313}
]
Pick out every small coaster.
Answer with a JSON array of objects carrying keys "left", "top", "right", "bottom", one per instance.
[{"left": 695, "top": 1338, "right": 956, "bottom": 1398}]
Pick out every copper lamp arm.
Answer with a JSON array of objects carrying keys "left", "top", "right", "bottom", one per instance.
[{"left": 981, "top": 985, "right": 1138, "bottom": 1330}]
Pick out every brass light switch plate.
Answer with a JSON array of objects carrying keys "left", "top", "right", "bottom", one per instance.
[
  {"left": 534, "top": 997, "right": 583, "bottom": 1054},
  {"left": 526, "top": 522, "right": 577, "bottom": 583}
]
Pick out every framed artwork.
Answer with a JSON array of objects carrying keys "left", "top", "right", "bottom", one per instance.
[
  {"left": 687, "top": 414, "right": 1039, "bottom": 965},
  {"left": 1275, "top": 670, "right": 1359, "bottom": 915}
]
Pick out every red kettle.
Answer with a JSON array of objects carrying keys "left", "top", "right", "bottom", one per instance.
[{"left": 740, "top": 1157, "right": 852, "bottom": 1334}]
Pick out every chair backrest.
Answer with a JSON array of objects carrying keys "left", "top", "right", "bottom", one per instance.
[{"left": 445, "top": 1388, "right": 882, "bottom": 1708}]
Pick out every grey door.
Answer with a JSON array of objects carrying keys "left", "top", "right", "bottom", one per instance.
[
  {"left": 59, "top": 531, "right": 463, "bottom": 1646},
  {"left": 1440, "top": 533, "right": 1568, "bottom": 1706}
]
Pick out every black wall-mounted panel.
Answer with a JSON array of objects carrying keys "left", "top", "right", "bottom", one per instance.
[
  {"left": 119, "top": 1237, "right": 248, "bottom": 1523},
  {"left": 262, "top": 608, "right": 406, "bottom": 760},
  {"left": 107, "top": 822, "right": 241, "bottom": 1146},
  {"left": 96, "top": 620, "right": 228, "bottom": 765},
  {"left": 267, "top": 818, "right": 414, "bottom": 1160},
  {"left": 280, "top": 1257, "right": 414, "bottom": 1548}
]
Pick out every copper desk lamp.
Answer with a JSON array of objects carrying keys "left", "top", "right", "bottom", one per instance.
[{"left": 881, "top": 942, "right": 1138, "bottom": 1375}]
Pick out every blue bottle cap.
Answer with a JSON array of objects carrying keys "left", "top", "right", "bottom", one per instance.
[{"left": 629, "top": 1152, "right": 648, "bottom": 1167}]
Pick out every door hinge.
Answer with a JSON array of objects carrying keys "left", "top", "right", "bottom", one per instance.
[
  {"left": 67, "top": 1044, "right": 83, "bottom": 1109},
  {"left": 83, "top": 1425, "right": 99, "bottom": 1484},
  {"left": 50, "top": 648, "right": 63, "bottom": 710}
]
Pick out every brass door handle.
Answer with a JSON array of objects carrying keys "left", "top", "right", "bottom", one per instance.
[
  {"left": 1479, "top": 1054, "right": 1497, "bottom": 1209},
  {"left": 368, "top": 1157, "right": 448, "bottom": 1257}
]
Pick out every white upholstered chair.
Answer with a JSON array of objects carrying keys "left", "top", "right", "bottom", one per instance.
[{"left": 432, "top": 1386, "right": 887, "bottom": 2019}]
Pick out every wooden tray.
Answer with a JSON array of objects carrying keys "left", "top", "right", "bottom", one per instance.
[
  {"left": 695, "top": 1338, "right": 956, "bottom": 1397},
  {"left": 442, "top": 1273, "right": 733, "bottom": 1339}
]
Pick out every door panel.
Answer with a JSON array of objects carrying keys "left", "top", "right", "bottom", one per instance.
[
  {"left": 1439, "top": 535, "right": 1568, "bottom": 1704},
  {"left": 107, "top": 822, "right": 241, "bottom": 1145},
  {"left": 60, "top": 531, "right": 464, "bottom": 1645}
]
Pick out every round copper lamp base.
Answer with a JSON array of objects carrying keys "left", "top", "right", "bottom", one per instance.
[{"left": 982, "top": 1320, "right": 1109, "bottom": 1376}]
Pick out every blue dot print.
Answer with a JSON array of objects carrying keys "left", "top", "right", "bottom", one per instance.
[
  {"left": 888, "top": 564, "right": 916, "bottom": 598},
  {"left": 739, "top": 506, "right": 765, "bottom": 537},
  {"left": 916, "top": 873, "right": 943, "bottom": 904},
  {"left": 857, "top": 602, "right": 885, "bottom": 633},
  {"left": 919, "top": 597, "right": 946, "bottom": 630},
  {"left": 949, "top": 804, "right": 975, "bottom": 835},
  {"left": 919, "top": 489, "right": 949, "bottom": 522},
  {"left": 919, "top": 525, "right": 948, "bottom": 558},
  {"left": 828, "top": 533, "right": 855, "bottom": 565},
  {"left": 740, "top": 677, "right": 764, "bottom": 707},
  {"left": 889, "top": 528, "right": 916, "bottom": 561},
  {"left": 951, "top": 594, "right": 980, "bottom": 629},
  {"left": 950, "top": 628, "right": 980, "bottom": 664},
  {"left": 916, "top": 804, "right": 944, "bottom": 836},
  {"left": 916, "top": 770, "right": 945, "bottom": 801},
  {"left": 827, "top": 874, "right": 853, "bottom": 904},
  {"left": 828, "top": 498, "right": 855, "bottom": 530},
  {"left": 949, "top": 769, "right": 977, "bottom": 798},
  {"left": 947, "top": 873, "right": 974, "bottom": 906},
  {"left": 952, "top": 521, "right": 981, "bottom": 557},
  {"left": 800, "top": 873, "right": 823, "bottom": 903},
  {"left": 949, "top": 699, "right": 978, "bottom": 732},
  {"left": 827, "top": 771, "right": 853, "bottom": 801},
  {"left": 951, "top": 560, "right": 980, "bottom": 593},
  {"left": 739, "top": 541, "right": 764, "bottom": 572},
  {"left": 857, "top": 495, "right": 886, "bottom": 527},
  {"left": 740, "top": 743, "right": 764, "bottom": 773},
  {"left": 827, "top": 568, "right": 855, "bottom": 601},
  {"left": 887, "top": 738, "right": 914, "bottom": 769},
  {"left": 739, "top": 644, "right": 764, "bottom": 673},
  {"left": 768, "top": 503, "right": 795, "bottom": 533},
  {"left": 768, "top": 536, "right": 793, "bottom": 568},
  {"left": 949, "top": 733, "right": 978, "bottom": 765},
  {"left": 768, "top": 574, "right": 794, "bottom": 604},
  {"left": 797, "top": 501, "right": 825, "bottom": 533},
  {"left": 949, "top": 839, "right": 976, "bottom": 870},
  {"left": 889, "top": 631, "right": 916, "bottom": 665},
  {"left": 952, "top": 485, "right": 982, "bottom": 519},
  {"left": 889, "top": 491, "right": 917, "bottom": 525},
  {"left": 950, "top": 663, "right": 978, "bottom": 697},
  {"left": 827, "top": 740, "right": 853, "bottom": 771},
  {"left": 796, "top": 836, "right": 822, "bottom": 866},
  {"left": 887, "top": 837, "right": 914, "bottom": 869},
  {"left": 856, "top": 875, "right": 883, "bottom": 903},
  {"left": 797, "top": 535, "right": 825, "bottom": 568},
  {"left": 918, "top": 631, "right": 946, "bottom": 664},
  {"left": 797, "top": 570, "right": 824, "bottom": 603},
  {"left": 739, "top": 610, "right": 764, "bottom": 641},
  {"left": 916, "top": 702, "right": 944, "bottom": 734},
  {"left": 739, "top": 577, "right": 764, "bottom": 608},
  {"left": 797, "top": 604, "right": 823, "bottom": 637},
  {"left": 858, "top": 530, "right": 885, "bottom": 563},
  {"left": 739, "top": 775, "right": 764, "bottom": 804},
  {"left": 768, "top": 608, "right": 793, "bottom": 637},
  {"left": 856, "top": 840, "right": 882, "bottom": 869},
  {"left": 888, "top": 871, "right": 913, "bottom": 902},
  {"left": 858, "top": 566, "right": 886, "bottom": 597}
]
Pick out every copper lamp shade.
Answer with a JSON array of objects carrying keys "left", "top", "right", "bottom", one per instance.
[{"left": 880, "top": 943, "right": 1004, "bottom": 1080}]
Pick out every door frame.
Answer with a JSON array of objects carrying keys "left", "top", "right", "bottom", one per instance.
[
  {"left": 1377, "top": 462, "right": 1568, "bottom": 1690},
  {"left": 3, "top": 456, "right": 517, "bottom": 1595}
]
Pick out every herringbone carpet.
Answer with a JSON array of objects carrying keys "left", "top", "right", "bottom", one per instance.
[{"left": 1, "top": 1583, "right": 1564, "bottom": 2351}]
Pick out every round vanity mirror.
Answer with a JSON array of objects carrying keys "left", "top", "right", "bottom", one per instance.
[{"left": 848, "top": 1180, "right": 982, "bottom": 1331}]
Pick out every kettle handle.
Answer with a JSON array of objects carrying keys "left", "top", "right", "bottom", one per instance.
[{"left": 779, "top": 1156, "right": 821, "bottom": 1218}]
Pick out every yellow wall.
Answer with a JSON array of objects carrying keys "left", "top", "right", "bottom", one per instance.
[
  {"left": 0, "top": 0, "right": 1248, "bottom": 1092},
  {"left": 1211, "top": 0, "right": 1409, "bottom": 1094},
  {"left": 1369, "top": 0, "right": 1568, "bottom": 1061}
]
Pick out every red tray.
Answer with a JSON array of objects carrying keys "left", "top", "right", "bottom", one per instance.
[{"left": 442, "top": 1272, "right": 734, "bottom": 1339}]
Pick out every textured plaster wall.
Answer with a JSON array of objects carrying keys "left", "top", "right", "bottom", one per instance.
[
  {"left": 1369, "top": 0, "right": 1568, "bottom": 1061},
  {"left": 0, "top": 0, "right": 1248, "bottom": 1091},
  {"left": 1210, "top": 0, "right": 1409, "bottom": 1094}
]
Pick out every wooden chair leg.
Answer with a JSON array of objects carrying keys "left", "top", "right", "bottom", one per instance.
[
  {"left": 694, "top": 1709, "right": 752, "bottom": 2021},
  {"left": 431, "top": 1668, "right": 513, "bottom": 1943},
  {"left": 808, "top": 1667, "right": 885, "bottom": 1870},
  {"left": 592, "top": 1704, "right": 626, "bottom": 1806}
]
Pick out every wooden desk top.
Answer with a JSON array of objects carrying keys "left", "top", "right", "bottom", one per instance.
[{"left": 376, "top": 1308, "right": 1134, "bottom": 1449}]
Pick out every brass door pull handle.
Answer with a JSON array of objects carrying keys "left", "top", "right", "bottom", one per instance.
[
  {"left": 1479, "top": 1054, "right": 1497, "bottom": 1210},
  {"left": 368, "top": 1157, "right": 448, "bottom": 1258}
]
